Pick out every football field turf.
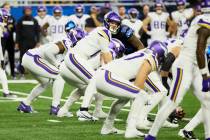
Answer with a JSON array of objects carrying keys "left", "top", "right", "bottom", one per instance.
[{"left": 0, "top": 81, "right": 205, "bottom": 140}]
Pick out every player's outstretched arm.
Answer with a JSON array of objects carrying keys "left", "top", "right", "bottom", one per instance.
[{"left": 128, "top": 35, "right": 145, "bottom": 50}]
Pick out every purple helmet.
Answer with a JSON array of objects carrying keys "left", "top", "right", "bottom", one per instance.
[
  {"left": 104, "top": 11, "right": 121, "bottom": 34},
  {"left": 148, "top": 41, "right": 168, "bottom": 64},
  {"left": 155, "top": 0, "right": 164, "bottom": 8},
  {"left": 53, "top": 6, "right": 63, "bottom": 13},
  {"left": 109, "top": 38, "right": 125, "bottom": 58},
  {"left": 176, "top": 0, "right": 186, "bottom": 6},
  {"left": 0, "top": 8, "right": 10, "bottom": 22},
  {"left": 128, "top": 8, "right": 139, "bottom": 20},
  {"left": 37, "top": 6, "right": 47, "bottom": 12},
  {"left": 201, "top": 0, "right": 210, "bottom": 13},
  {"left": 53, "top": 6, "right": 62, "bottom": 19},
  {"left": 75, "top": 4, "right": 84, "bottom": 18},
  {"left": 66, "top": 28, "right": 86, "bottom": 45}
]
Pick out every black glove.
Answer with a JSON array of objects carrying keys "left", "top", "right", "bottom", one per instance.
[
  {"left": 1, "top": 60, "right": 5, "bottom": 70},
  {"left": 162, "top": 76, "right": 170, "bottom": 95}
]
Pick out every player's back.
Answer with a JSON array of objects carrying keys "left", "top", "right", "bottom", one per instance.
[
  {"left": 181, "top": 14, "right": 210, "bottom": 62},
  {"left": 71, "top": 27, "right": 111, "bottom": 59},
  {"left": 102, "top": 49, "right": 157, "bottom": 80},
  {"left": 28, "top": 43, "right": 52, "bottom": 58}
]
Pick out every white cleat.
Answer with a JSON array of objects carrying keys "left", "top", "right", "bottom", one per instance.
[
  {"left": 76, "top": 110, "right": 99, "bottom": 121},
  {"left": 136, "top": 123, "right": 150, "bottom": 130},
  {"left": 93, "top": 110, "right": 108, "bottom": 119},
  {"left": 163, "top": 120, "right": 179, "bottom": 128},
  {"left": 57, "top": 107, "right": 73, "bottom": 118},
  {"left": 101, "top": 125, "right": 125, "bottom": 135},
  {"left": 125, "top": 129, "right": 145, "bottom": 138}
]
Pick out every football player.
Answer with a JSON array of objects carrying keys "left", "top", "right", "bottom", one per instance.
[
  {"left": 0, "top": 8, "right": 16, "bottom": 98},
  {"left": 35, "top": 6, "right": 51, "bottom": 45},
  {"left": 122, "top": 8, "right": 143, "bottom": 39},
  {"left": 145, "top": 0, "right": 210, "bottom": 140},
  {"left": 17, "top": 21, "right": 85, "bottom": 115},
  {"left": 68, "top": 4, "right": 90, "bottom": 31},
  {"left": 42, "top": 6, "right": 68, "bottom": 42},
  {"left": 143, "top": 1, "right": 173, "bottom": 45}
]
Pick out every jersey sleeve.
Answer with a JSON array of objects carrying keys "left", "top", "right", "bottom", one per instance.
[
  {"left": 145, "top": 54, "right": 158, "bottom": 71},
  {"left": 197, "top": 18, "right": 210, "bottom": 30},
  {"left": 120, "top": 25, "right": 134, "bottom": 39}
]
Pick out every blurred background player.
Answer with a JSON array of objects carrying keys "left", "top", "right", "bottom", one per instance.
[
  {"left": 15, "top": 6, "right": 40, "bottom": 78},
  {"left": 122, "top": 8, "right": 143, "bottom": 40},
  {"left": 117, "top": 5, "right": 128, "bottom": 20},
  {"left": 1, "top": 2, "right": 16, "bottom": 79},
  {"left": 85, "top": 5, "right": 101, "bottom": 33},
  {"left": 35, "top": 6, "right": 51, "bottom": 45},
  {"left": 68, "top": 4, "right": 90, "bottom": 31},
  {"left": 0, "top": 8, "right": 16, "bottom": 98},
  {"left": 42, "top": 6, "right": 67, "bottom": 42},
  {"left": 171, "top": 0, "right": 195, "bottom": 39},
  {"left": 143, "top": 1, "right": 173, "bottom": 45}
]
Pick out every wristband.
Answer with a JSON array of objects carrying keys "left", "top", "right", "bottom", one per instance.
[{"left": 200, "top": 67, "right": 208, "bottom": 75}]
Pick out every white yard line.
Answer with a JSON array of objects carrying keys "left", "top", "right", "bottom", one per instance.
[{"left": 0, "top": 80, "right": 38, "bottom": 84}]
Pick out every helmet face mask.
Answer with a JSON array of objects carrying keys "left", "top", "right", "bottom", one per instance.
[
  {"left": 201, "top": 0, "right": 210, "bottom": 13},
  {"left": 53, "top": 6, "right": 62, "bottom": 20},
  {"left": 0, "top": 8, "right": 10, "bottom": 23},
  {"left": 37, "top": 6, "right": 47, "bottom": 18},
  {"left": 75, "top": 5, "right": 84, "bottom": 18},
  {"left": 104, "top": 11, "right": 121, "bottom": 34},
  {"left": 155, "top": 3, "right": 163, "bottom": 14},
  {"left": 128, "top": 8, "right": 139, "bottom": 22}
]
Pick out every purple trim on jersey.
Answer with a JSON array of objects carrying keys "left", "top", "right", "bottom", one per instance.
[
  {"left": 26, "top": 51, "right": 59, "bottom": 75},
  {"left": 198, "top": 19, "right": 210, "bottom": 26},
  {"left": 145, "top": 78, "right": 160, "bottom": 93},
  {"left": 69, "top": 53, "right": 92, "bottom": 79},
  {"left": 104, "top": 70, "right": 139, "bottom": 94},
  {"left": 90, "top": 50, "right": 101, "bottom": 58},
  {"left": 170, "top": 68, "right": 183, "bottom": 101},
  {"left": 62, "top": 40, "right": 69, "bottom": 51},
  {"left": 124, "top": 53, "right": 145, "bottom": 60},
  {"left": 103, "top": 29, "right": 111, "bottom": 41}
]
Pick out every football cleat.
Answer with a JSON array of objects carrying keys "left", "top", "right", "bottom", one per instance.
[
  {"left": 125, "top": 129, "right": 145, "bottom": 138},
  {"left": 3, "top": 93, "right": 17, "bottom": 99},
  {"left": 76, "top": 110, "right": 98, "bottom": 121},
  {"left": 57, "top": 107, "right": 73, "bottom": 118},
  {"left": 17, "top": 101, "right": 33, "bottom": 113},
  {"left": 50, "top": 105, "right": 60, "bottom": 115},
  {"left": 93, "top": 110, "right": 108, "bottom": 119},
  {"left": 178, "top": 129, "right": 199, "bottom": 140},
  {"left": 162, "top": 120, "right": 179, "bottom": 128},
  {"left": 144, "top": 134, "right": 156, "bottom": 140},
  {"left": 101, "top": 125, "right": 125, "bottom": 135}
]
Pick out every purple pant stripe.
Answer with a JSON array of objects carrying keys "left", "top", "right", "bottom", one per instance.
[
  {"left": 104, "top": 70, "right": 139, "bottom": 94},
  {"left": 69, "top": 53, "right": 92, "bottom": 79},
  {"left": 170, "top": 68, "right": 182, "bottom": 101},
  {"left": 146, "top": 79, "right": 159, "bottom": 92},
  {"left": 34, "top": 56, "right": 58, "bottom": 75}
]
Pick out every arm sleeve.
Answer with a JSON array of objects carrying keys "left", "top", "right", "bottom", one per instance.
[{"left": 44, "top": 44, "right": 61, "bottom": 68}]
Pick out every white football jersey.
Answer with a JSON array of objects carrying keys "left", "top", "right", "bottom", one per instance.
[
  {"left": 179, "top": 14, "right": 210, "bottom": 63},
  {"left": 47, "top": 16, "right": 68, "bottom": 42},
  {"left": 71, "top": 27, "right": 111, "bottom": 60},
  {"left": 68, "top": 14, "right": 90, "bottom": 30},
  {"left": 171, "top": 8, "right": 194, "bottom": 39},
  {"left": 122, "top": 19, "right": 143, "bottom": 39},
  {"left": 102, "top": 49, "right": 158, "bottom": 80},
  {"left": 149, "top": 12, "right": 169, "bottom": 41},
  {"left": 35, "top": 15, "right": 51, "bottom": 27}
]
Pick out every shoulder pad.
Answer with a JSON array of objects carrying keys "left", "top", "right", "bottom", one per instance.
[
  {"left": 120, "top": 25, "right": 134, "bottom": 39},
  {"left": 197, "top": 17, "right": 210, "bottom": 30},
  {"left": 98, "top": 28, "right": 111, "bottom": 42}
]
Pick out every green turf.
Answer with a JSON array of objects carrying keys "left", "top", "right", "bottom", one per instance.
[{"left": 0, "top": 82, "right": 205, "bottom": 140}]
